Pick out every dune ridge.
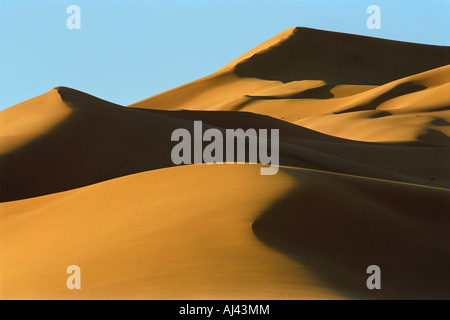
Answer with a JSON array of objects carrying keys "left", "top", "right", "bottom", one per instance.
[{"left": 1, "top": 27, "right": 449, "bottom": 299}]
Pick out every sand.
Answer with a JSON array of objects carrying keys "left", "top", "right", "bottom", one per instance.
[{"left": 1, "top": 27, "right": 449, "bottom": 299}]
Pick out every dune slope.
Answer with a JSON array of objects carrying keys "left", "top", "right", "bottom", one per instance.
[
  {"left": 0, "top": 165, "right": 341, "bottom": 299},
  {"left": 2, "top": 164, "right": 448, "bottom": 299},
  {"left": 2, "top": 86, "right": 448, "bottom": 202}
]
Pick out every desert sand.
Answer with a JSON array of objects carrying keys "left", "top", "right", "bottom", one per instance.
[{"left": 1, "top": 27, "right": 449, "bottom": 299}]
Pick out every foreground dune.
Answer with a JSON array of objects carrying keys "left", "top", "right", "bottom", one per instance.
[
  {"left": 1, "top": 27, "right": 449, "bottom": 299},
  {"left": 0, "top": 165, "right": 340, "bottom": 299},
  {"left": 2, "top": 164, "right": 448, "bottom": 299}
]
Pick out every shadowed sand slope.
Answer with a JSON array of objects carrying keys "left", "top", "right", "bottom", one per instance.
[
  {"left": 254, "top": 166, "right": 450, "bottom": 300},
  {"left": 1, "top": 164, "right": 448, "bottom": 299},
  {"left": 2, "top": 89, "right": 449, "bottom": 202},
  {"left": 129, "top": 27, "right": 450, "bottom": 110},
  {"left": 1, "top": 27, "right": 450, "bottom": 299},
  {"left": 0, "top": 165, "right": 342, "bottom": 299},
  {"left": 230, "top": 27, "right": 450, "bottom": 84},
  {"left": 0, "top": 87, "right": 197, "bottom": 201}
]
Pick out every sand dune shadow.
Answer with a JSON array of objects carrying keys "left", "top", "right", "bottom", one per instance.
[{"left": 252, "top": 168, "right": 450, "bottom": 299}]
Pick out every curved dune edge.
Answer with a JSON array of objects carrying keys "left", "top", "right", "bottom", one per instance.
[
  {"left": 128, "top": 65, "right": 450, "bottom": 145},
  {"left": 1, "top": 164, "right": 344, "bottom": 300},
  {"left": 1, "top": 164, "right": 449, "bottom": 299}
]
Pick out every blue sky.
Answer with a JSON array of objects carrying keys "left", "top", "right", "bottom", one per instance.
[{"left": 0, "top": 0, "right": 449, "bottom": 109}]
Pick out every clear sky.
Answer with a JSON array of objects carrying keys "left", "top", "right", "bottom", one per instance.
[{"left": 1, "top": 0, "right": 449, "bottom": 109}]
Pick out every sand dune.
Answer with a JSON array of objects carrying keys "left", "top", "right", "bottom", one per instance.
[
  {"left": 2, "top": 164, "right": 448, "bottom": 299},
  {"left": 1, "top": 27, "right": 449, "bottom": 299},
  {"left": 129, "top": 27, "right": 450, "bottom": 110},
  {"left": 0, "top": 165, "right": 342, "bottom": 299}
]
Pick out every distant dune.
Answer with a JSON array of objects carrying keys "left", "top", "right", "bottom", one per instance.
[{"left": 1, "top": 27, "right": 449, "bottom": 299}]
